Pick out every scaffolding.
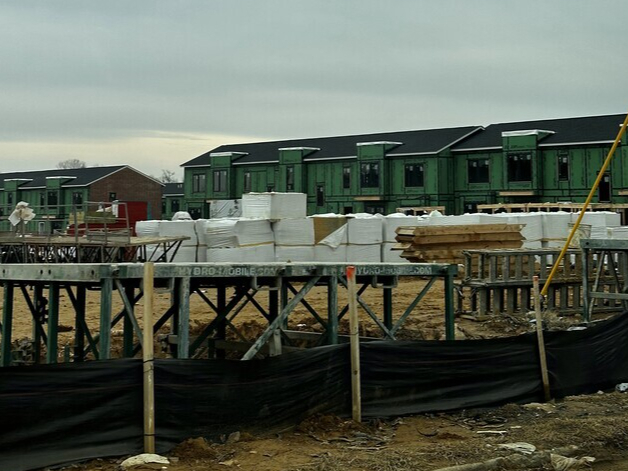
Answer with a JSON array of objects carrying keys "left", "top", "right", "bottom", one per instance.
[{"left": 0, "top": 262, "right": 458, "bottom": 366}]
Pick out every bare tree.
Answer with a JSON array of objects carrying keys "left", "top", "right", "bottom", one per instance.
[
  {"left": 160, "top": 169, "right": 178, "bottom": 183},
  {"left": 57, "top": 159, "right": 87, "bottom": 169}
]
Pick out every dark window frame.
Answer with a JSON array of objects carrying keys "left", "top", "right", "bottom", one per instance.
[
  {"left": 467, "top": 159, "right": 490, "bottom": 184},
  {"left": 192, "top": 173, "right": 206, "bottom": 193},
  {"left": 404, "top": 163, "right": 425, "bottom": 188},
  {"left": 213, "top": 170, "right": 227, "bottom": 192},
  {"left": 342, "top": 166, "right": 351, "bottom": 189},
  {"left": 316, "top": 184, "right": 325, "bottom": 206},
  {"left": 108, "top": 192, "right": 117, "bottom": 202},
  {"left": 558, "top": 152, "right": 569, "bottom": 181},
  {"left": 72, "top": 191, "right": 83, "bottom": 205},
  {"left": 286, "top": 166, "right": 294, "bottom": 192},
  {"left": 507, "top": 152, "right": 533, "bottom": 182},
  {"left": 48, "top": 191, "right": 59, "bottom": 206},
  {"left": 360, "top": 162, "right": 380, "bottom": 188},
  {"left": 171, "top": 199, "right": 180, "bottom": 213},
  {"left": 243, "top": 171, "right": 252, "bottom": 193}
]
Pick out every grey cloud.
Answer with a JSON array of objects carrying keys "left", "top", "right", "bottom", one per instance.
[{"left": 0, "top": 0, "right": 626, "bottom": 149}]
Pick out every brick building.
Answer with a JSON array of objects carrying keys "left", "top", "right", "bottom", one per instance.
[{"left": 0, "top": 165, "right": 163, "bottom": 232}]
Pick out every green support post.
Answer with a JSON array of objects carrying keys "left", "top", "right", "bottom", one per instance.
[
  {"left": 33, "top": 284, "right": 43, "bottom": 363},
  {"left": 444, "top": 270, "right": 456, "bottom": 340},
  {"left": 269, "top": 289, "right": 279, "bottom": 321},
  {"left": 75, "top": 285, "right": 86, "bottom": 361},
  {"left": 171, "top": 277, "right": 179, "bottom": 336},
  {"left": 383, "top": 286, "right": 393, "bottom": 330},
  {"left": 280, "top": 280, "right": 289, "bottom": 329},
  {"left": 1, "top": 282, "right": 14, "bottom": 367},
  {"left": 216, "top": 285, "right": 227, "bottom": 359},
  {"left": 47, "top": 282, "right": 59, "bottom": 364},
  {"left": 177, "top": 277, "right": 190, "bottom": 359},
  {"left": 327, "top": 275, "right": 339, "bottom": 344},
  {"left": 99, "top": 277, "right": 113, "bottom": 359},
  {"left": 123, "top": 283, "right": 135, "bottom": 358},
  {"left": 582, "top": 247, "right": 590, "bottom": 322}
]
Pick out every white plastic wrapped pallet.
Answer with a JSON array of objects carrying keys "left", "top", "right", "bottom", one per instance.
[
  {"left": 194, "top": 220, "right": 208, "bottom": 262},
  {"left": 202, "top": 218, "right": 274, "bottom": 248},
  {"left": 272, "top": 218, "right": 315, "bottom": 246},
  {"left": 381, "top": 242, "right": 406, "bottom": 262},
  {"left": 314, "top": 245, "right": 347, "bottom": 262},
  {"left": 346, "top": 214, "right": 383, "bottom": 245},
  {"left": 208, "top": 199, "right": 242, "bottom": 219},
  {"left": 135, "top": 220, "right": 160, "bottom": 238},
  {"left": 158, "top": 221, "right": 198, "bottom": 247},
  {"left": 207, "top": 244, "right": 275, "bottom": 263},
  {"left": 494, "top": 212, "right": 544, "bottom": 247},
  {"left": 135, "top": 220, "right": 162, "bottom": 260},
  {"left": 611, "top": 226, "right": 628, "bottom": 239},
  {"left": 542, "top": 212, "right": 572, "bottom": 240},
  {"left": 309, "top": 214, "right": 348, "bottom": 262},
  {"left": 427, "top": 213, "right": 503, "bottom": 226},
  {"left": 275, "top": 246, "right": 316, "bottom": 262},
  {"left": 273, "top": 218, "right": 315, "bottom": 262},
  {"left": 381, "top": 213, "right": 422, "bottom": 264},
  {"left": 347, "top": 244, "right": 381, "bottom": 263},
  {"left": 381, "top": 213, "right": 421, "bottom": 242},
  {"left": 572, "top": 211, "right": 620, "bottom": 239},
  {"left": 242, "top": 192, "right": 307, "bottom": 219}
]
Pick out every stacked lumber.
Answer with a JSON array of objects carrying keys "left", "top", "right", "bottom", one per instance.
[{"left": 394, "top": 224, "right": 525, "bottom": 263}]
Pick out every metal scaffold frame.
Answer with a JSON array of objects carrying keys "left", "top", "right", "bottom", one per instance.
[
  {"left": 0, "top": 262, "right": 458, "bottom": 366},
  {"left": 581, "top": 239, "right": 628, "bottom": 320}
]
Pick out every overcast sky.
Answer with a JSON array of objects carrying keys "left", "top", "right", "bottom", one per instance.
[{"left": 1, "top": 0, "right": 626, "bottom": 179}]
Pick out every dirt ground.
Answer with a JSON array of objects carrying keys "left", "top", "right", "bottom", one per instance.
[
  {"left": 49, "top": 392, "right": 628, "bottom": 470},
  {"left": 4, "top": 278, "right": 627, "bottom": 470}
]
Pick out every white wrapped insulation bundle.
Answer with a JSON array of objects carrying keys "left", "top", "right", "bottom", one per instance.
[
  {"left": 313, "top": 245, "right": 347, "bottom": 262},
  {"left": 494, "top": 212, "right": 543, "bottom": 247},
  {"left": 382, "top": 213, "right": 421, "bottom": 243},
  {"left": 242, "top": 192, "right": 307, "bottom": 219},
  {"left": 427, "top": 213, "right": 504, "bottom": 226},
  {"left": 158, "top": 220, "right": 199, "bottom": 247},
  {"left": 346, "top": 214, "right": 383, "bottom": 245},
  {"left": 611, "top": 226, "right": 628, "bottom": 239},
  {"left": 346, "top": 244, "right": 381, "bottom": 263},
  {"left": 275, "top": 246, "right": 316, "bottom": 262},
  {"left": 309, "top": 214, "right": 348, "bottom": 262},
  {"left": 207, "top": 244, "right": 275, "bottom": 263},
  {"left": 209, "top": 199, "right": 242, "bottom": 219},
  {"left": 135, "top": 220, "right": 161, "bottom": 238},
  {"left": 135, "top": 220, "right": 162, "bottom": 260},
  {"left": 542, "top": 212, "right": 572, "bottom": 240},
  {"left": 381, "top": 242, "right": 408, "bottom": 263},
  {"left": 272, "top": 218, "right": 315, "bottom": 246},
  {"left": 573, "top": 211, "right": 620, "bottom": 239},
  {"left": 203, "top": 218, "right": 274, "bottom": 248}
]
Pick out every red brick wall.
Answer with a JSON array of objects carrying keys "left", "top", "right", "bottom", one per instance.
[{"left": 89, "top": 167, "right": 163, "bottom": 219}]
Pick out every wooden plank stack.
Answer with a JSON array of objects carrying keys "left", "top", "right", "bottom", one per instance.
[{"left": 394, "top": 224, "right": 525, "bottom": 263}]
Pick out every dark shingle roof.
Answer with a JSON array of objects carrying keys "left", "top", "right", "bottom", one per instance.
[
  {"left": 163, "top": 182, "right": 184, "bottom": 196},
  {"left": 0, "top": 165, "right": 158, "bottom": 190},
  {"left": 452, "top": 113, "right": 626, "bottom": 151},
  {"left": 182, "top": 126, "right": 483, "bottom": 167}
]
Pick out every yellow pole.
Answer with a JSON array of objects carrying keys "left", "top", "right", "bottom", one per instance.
[{"left": 541, "top": 112, "right": 628, "bottom": 297}]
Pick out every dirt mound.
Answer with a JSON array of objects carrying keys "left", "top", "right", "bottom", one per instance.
[
  {"left": 296, "top": 413, "right": 368, "bottom": 436},
  {"left": 170, "top": 437, "right": 218, "bottom": 459}
]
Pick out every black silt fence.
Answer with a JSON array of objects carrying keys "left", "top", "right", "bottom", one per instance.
[{"left": 2, "top": 314, "right": 628, "bottom": 471}]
